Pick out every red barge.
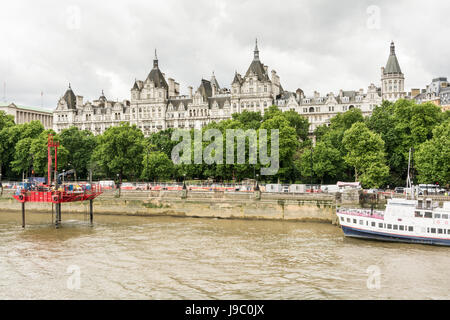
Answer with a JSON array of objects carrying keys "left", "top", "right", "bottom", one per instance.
[{"left": 13, "top": 134, "right": 103, "bottom": 228}]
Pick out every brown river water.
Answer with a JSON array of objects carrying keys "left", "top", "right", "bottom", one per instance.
[{"left": 0, "top": 210, "right": 449, "bottom": 300}]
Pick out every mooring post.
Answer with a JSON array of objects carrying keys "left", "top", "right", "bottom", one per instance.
[
  {"left": 21, "top": 202, "right": 25, "bottom": 228},
  {"left": 89, "top": 199, "right": 93, "bottom": 225},
  {"left": 55, "top": 203, "right": 61, "bottom": 228},
  {"left": 59, "top": 202, "right": 62, "bottom": 224}
]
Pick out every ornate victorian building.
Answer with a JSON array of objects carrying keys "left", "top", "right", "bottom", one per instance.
[{"left": 54, "top": 41, "right": 402, "bottom": 135}]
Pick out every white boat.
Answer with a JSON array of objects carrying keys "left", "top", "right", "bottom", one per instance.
[
  {"left": 337, "top": 148, "right": 450, "bottom": 246},
  {"left": 337, "top": 198, "right": 450, "bottom": 246}
]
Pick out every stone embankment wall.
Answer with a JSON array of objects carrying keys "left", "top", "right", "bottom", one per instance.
[{"left": 0, "top": 189, "right": 365, "bottom": 224}]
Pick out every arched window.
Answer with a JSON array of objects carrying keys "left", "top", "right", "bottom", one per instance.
[
  {"left": 349, "top": 105, "right": 355, "bottom": 109},
  {"left": 309, "top": 107, "right": 314, "bottom": 113}
]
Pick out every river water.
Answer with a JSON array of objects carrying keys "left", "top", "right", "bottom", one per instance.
[{"left": 0, "top": 210, "right": 449, "bottom": 300}]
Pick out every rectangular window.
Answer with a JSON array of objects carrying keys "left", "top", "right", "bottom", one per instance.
[
  {"left": 379, "top": 223, "right": 383, "bottom": 228},
  {"left": 393, "top": 225, "right": 398, "bottom": 230},
  {"left": 387, "top": 224, "right": 392, "bottom": 229},
  {"left": 399, "top": 226, "right": 404, "bottom": 231},
  {"left": 371, "top": 222, "right": 376, "bottom": 227},
  {"left": 359, "top": 220, "right": 364, "bottom": 225},
  {"left": 408, "top": 226, "right": 414, "bottom": 232},
  {"left": 353, "top": 219, "right": 357, "bottom": 224},
  {"left": 438, "top": 229, "right": 443, "bottom": 234},
  {"left": 443, "top": 214, "right": 449, "bottom": 219},
  {"left": 415, "top": 211, "right": 423, "bottom": 217},
  {"left": 347, "top": 218, "right": 350, "bottom": 223},
  {"left": 340, "top": 217, "right": 344, "bottom": 222},
  {"left": 435, "top": 214, "right": 441, "bottom": 219},
  {"left": 431, "top": 228, "right": 436, "bottom": 234},
  {"left": 424, "top": 212, "right": 433, "bottom": 218}
]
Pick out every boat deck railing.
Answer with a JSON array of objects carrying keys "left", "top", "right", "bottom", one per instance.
[{"left": 337, "top": 208, "right": 385, "bottom": 220}]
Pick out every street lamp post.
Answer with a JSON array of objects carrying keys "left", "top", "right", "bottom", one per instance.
[
  {"left": 183, "top": 173, "right": 187, "bottom": 190},
  {"left": 255, "top": 174, "right": 260, "bottom": 191},
  {"left": 117, "top": 173, "right": 121, "bottom": 197},
  {"left": 310, "top": 146, "right": 314, "bottom": 192}
]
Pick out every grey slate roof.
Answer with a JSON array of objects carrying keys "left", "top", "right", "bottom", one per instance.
[
  {"left": 384, "top": 42, "right": 402, "bottom": 74},
  {"left": 63, "top": 86, "right": 77, "bottom": 109},
  {"left": 146, "top": 57, "right": 168, "bottom": 88},
  {"left": 197, "top": 79, "right": 213, "bottom": 100},
  {"left": 245, "top": 59, "right": 270, "bottom": 81},
  {"left": 208, "top": 96, "right": 230, "bottom": 109},
  {"left": 168, "top": 98, "right": 192, "bottom": 111},
  {"left": 232, "top": 72, "right": 243, "bottom": 85}
]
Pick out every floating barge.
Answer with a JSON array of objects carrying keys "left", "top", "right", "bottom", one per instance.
[{"left": 12, "top": 134, "right": 103, "bottom": 228}]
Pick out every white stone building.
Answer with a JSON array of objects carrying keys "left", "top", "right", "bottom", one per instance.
[
  {"left": 0, "top": 101, "right": 53, "bottom": 129},
  {"left": 54, "top": 41, "right": 404, "bottom": 135}
]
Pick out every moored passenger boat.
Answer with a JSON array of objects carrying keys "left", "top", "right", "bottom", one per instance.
[{"left": 337, "top": 198, "right": 450, "bottom": 246}]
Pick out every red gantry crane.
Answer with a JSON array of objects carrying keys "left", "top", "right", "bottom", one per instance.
[{"left": 13, "top": 134, "right": 103, "bottom": 228}]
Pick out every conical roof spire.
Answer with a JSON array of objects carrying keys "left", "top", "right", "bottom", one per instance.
[
  {"left": 153, "top": 48, "right": 158, "bottom": 68},
  {"left": 384, "top": 41, "right": 402, "bottom": 74},
  {"left": 254, "top": 38, "right": 259, "bottom": 60}
]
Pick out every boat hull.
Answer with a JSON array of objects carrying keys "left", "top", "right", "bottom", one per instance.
[{"left": 341, "top": 225, "right": 450, "bottom": 247}]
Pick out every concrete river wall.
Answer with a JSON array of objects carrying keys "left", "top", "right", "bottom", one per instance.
[{"left": 0, "top": 189, "right": 365, "bottom": 224}]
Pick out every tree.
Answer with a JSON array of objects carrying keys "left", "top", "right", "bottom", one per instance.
[
  {"left": 342, "top": 122, "right": 389, "bottom": 188},
  {"left": 92, "top": 123, "right": 144, "bottom": 181},
  {"left": 59, "top": 126, "right": 97, "bottom": 179},
  {"left": 260, "top": 115, "right": 299, "bottom": 182},
  {"left": 415, "top": 120, "right": 450, "bottom": 186},
  {"left": 29, "top": 130, "right": 69, "bottom": 176},
  {"left": 282, "top": 110, "right": 309, "bottom": 141},
  {"left": 141, "top": 151, "right": 174, "bottom": 181},
  {"left": 0, "top": 111, "right": 15, "bottom": 178},
  {"left": 232, "top": 110, "right": 263, "bottom": 130},
  {"left": 9, "top": 121, "right": 45, "bottom": 178}
]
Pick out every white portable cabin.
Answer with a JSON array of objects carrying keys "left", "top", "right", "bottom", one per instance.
[
  {"left": 266, "top": 184, "right": 282, "bottom": 193},
  {"left": 289, "top": 184, "right": 307, "bottom": 193}
]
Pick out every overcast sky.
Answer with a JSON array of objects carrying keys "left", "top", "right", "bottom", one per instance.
[{"left": 1, "top": 0, "right": 449, "bottom": 109}]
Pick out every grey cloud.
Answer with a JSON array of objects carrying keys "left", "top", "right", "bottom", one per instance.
[{"left": 0, "top": 0, "right": 449, "bottom": 109}]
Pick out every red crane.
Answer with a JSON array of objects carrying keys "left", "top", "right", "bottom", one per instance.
[{"left": 13, "top": 134, "right": 103, "bottom": 228}]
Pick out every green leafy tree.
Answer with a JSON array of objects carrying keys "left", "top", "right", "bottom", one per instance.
[
  {"left": 59, "top": 126, "right": 97, "bottom": 179},
  {"left": 29, "top": 130, "right": 69, "bottom": 176},
  {"left": 342, "top": 122, "right": 389, "bottom": 188},
  {"left": 92, "top": 123, "right": 144, "bottom": 182},
  {"left": 142, "top": 151, "right": 174, "bottom": 181},
  {"left": 415, "top": 120, "right": 450, "bottom": 186},
  {"left": 0, "top": 111, "right": 15, "bottom": 178}
]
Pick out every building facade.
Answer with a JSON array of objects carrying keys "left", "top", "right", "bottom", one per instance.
[
  {"left": 54, "top": 41, "right": 405, "bottom": 135},
  {"left": 0, "top": 101, "right": 53, "bottom": 129},
  {"left": 412, "top": 77, "right": 450, "bottom": 111}
]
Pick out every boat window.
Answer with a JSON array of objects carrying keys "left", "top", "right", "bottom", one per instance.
[
  {"left": 443, "top": 214, "right": 449, "bottom": 219},
  {"left": 417, "top": 200, "right": 423, "bottom": 209},
  {"left": 379, "top": 223, "right": 383, "bottom": 228},
  {"left": 399, "top": 226, "right": 404, "bottom": 231},
  {"left": 424, "top": 212, "right": 432, "bottom": 218},
  {"left": 415, "top": 211, "right": 423, "bottom": 217},
  {"left": 340, "top": 217, "right": 344, "bottom": 221},
  {"left": 431, "top": 228, "right": 436, "bottom": 234},
  {"left": 353, "top": 219, "right": 357, "bottom": 224},
  {"left": 359, "top": 220, "right": 364, "bottom": 225},
  {"left": 434, "top": 214, "right": 441, "bottom": 219},
  {"left": 347, "top": 218, "right": 350, "bottom": 223},
  {"left": 371, "top": 222, "right": 375, "bottom": 227},
  {"left": 387, "top": 224, "right": 392, "bottom": 229},
  {"left": 438, "top": 229, "right": 443, "bottom": 234},
  {"left": 408, "top": 226, "right": 414, "bottom": 232},
  {"left": 448, "top": 229, "right": 450, "bottom": 234},
  {"left": 393, "top": 225, "right": 398, "bottom": 230}
]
